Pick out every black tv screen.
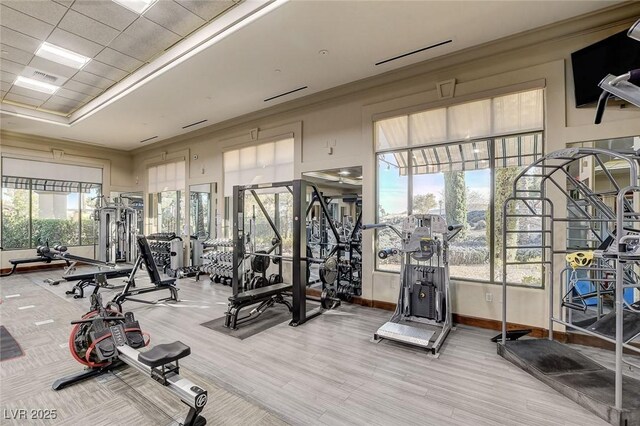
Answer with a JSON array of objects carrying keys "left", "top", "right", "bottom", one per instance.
[{"left": 571, "top": 30, "right": 640, "bottom": 107}]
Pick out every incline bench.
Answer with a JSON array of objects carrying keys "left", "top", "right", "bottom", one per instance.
[
  {"left": 59, "top": 268, "right": 134, "bottom": 298},
  {"left": 111, "top": 236, "right": 179, "bottom": 309},
  {"left": 224, "top": 282, "right": 293, "bottom": 329}
]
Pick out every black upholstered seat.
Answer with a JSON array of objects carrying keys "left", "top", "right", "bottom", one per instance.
[
  {"left": 228, "top": 283, "right": 292, "bottom": 303},
  {"left": 138, "top": 341, "right": 191, "bottom": 368}
]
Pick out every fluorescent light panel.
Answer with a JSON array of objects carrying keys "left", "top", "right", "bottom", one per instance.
[
  {"left": 14, "top": 76, "right": 59, "bottom": 94},
  {"left": 112, "top": 0, "right": 157, "bottom": 14},
  {"left": 35, "top": 42, "right": 90, "bottom": 69}
]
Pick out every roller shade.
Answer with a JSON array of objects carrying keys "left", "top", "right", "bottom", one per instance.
[
  {"left": 224, "top": 138, "right": 294, "bottom": 196},
  {"left": 148, "top": 161, "right": 186, "bottom": 193},
  {"left": 1, "top": 158, "right": 102, "bottom": 183}
]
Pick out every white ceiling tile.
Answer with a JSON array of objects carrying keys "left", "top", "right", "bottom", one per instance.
[
  {"left": 56, "top": 87, "right": 93, "bottom": 103},
  {"left": 0, "top": 27, "right": 42, "bottom": 54},
  {"left": 27, "top": 56, "right": 78, "bottom": 79},
  {"left": 0, "top": 59, "right": 25, "bottom": 75},
  {"left": 94, "top": 47, "right": 144, "bottom": 73},
  {"left": 58, "top": 9, "right": 120, "bottom": 46},
  {"left": 9, "top": 85, "right": 53, "bottom": 101},
  {"left": 73, "top": 71, "right": 115, "bottom": 90},
  {"left": 40, "top": 96, "right": 82, "bottom": 113},
  {"left": 0, "top": 5, "right": 55, "bottom": 39},
  {"left": 108, "top": 17, "right": 181, "bottom": 62},
  {"left": 1, "top": 44, "right": 34, "bottom": 66},
  {"left": 71, "top": 1, "right": 138, "bottom": 31},
  {"left": 4, "top": 91, "right": 44, "bottom": 107},
  {"left": 82, "top": 60, "right": 129, "bottom": 81},
  {"left": 144, "top": 1, "right": 205, "bottom": 37},
  {"left": 174, "top": 0, "right": 235, "bottom": 21},
  {"left": 63, "top": 79, "right": 104, "bottom": 96},
  {"left": 2, "top": 0, "right": 67, "bottom": 26},
  {"left": 47, "top": 28, "right": 104, "bottom": 57},
  {"left": 1, "top": 70, "right": 17, "bottom": 84},
  {"left": 1, "top": 81, "right": 11, "bottom": 92}
]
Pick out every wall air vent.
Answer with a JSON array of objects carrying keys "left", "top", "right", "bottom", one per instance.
[
  {"left": 264, "top": 86, "right": 308, "bottom": 102},
  {"left": 375, "top": 39, "right": 453, "bottom": 66},
  {"left": 140, "top": 136, "right": 158, "bottom": 143},
  {"left": 182, "top": 119, "right": 208, "bottom": 129}
]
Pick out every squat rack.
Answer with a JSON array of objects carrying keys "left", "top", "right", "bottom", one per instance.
[
  {"left": 232, "top": 179, "right": 342, "bottom": 326},
  {"left": 499, "top": 147, "right": 640, "bottom": 424}
]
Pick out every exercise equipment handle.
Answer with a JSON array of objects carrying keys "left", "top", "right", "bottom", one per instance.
[
  {"left": 447, "top": 224, "right": 463, "bottom": 231},
  {"left": 361, "top": 224, "right": 387, "bottom": 230}
]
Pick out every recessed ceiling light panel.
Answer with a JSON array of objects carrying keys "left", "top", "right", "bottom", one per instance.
[
  {"left": 35, "top": 42, "right": 90, "bottom": 69},
  {"left": 112, "top": 0, "right": 158, "bottom": 14},
  {"left": 14, "top": 76, "right": 59, "bottom": 94}
]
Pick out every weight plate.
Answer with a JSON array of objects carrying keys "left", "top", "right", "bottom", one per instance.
[
  {"left": 255, "top": 276, "right": 267, "bottom": 289},
  {"left": 251, "top": 250, "right": 271, "bottom": 274},
  {"left": 319, "top": 257, "right": 338, "bottom": 285}
]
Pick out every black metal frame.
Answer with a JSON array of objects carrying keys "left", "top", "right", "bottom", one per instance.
[
  {"left": 112, "top": 236, "right": 179, "bottom": 308},
  {"left": 227, "top": 179, "right": 340, "bottom": 329}
]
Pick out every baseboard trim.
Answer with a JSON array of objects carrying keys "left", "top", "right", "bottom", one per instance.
[{"left": 0, "top": 262, "right": 68, "bottom": 276}]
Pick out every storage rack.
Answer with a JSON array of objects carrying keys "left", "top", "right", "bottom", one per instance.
[
  {"left": 201, "top": 238, "right": 234, "bottom": 285},
  {"left": 146, "top": 233, "right": 183, "bottom": 277}
]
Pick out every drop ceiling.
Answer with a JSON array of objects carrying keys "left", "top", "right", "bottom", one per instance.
[{"left": 0, "top": 0, "right": 625, "bottom": 151}]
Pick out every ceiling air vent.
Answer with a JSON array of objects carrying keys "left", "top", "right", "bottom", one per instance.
[
  {"left": 375, "top": 39, "right": 453, "bottom": 66},
  {"left": 264, "top": 86, "right": 308, "bottom": 102},
  {"left": 32, "top": 70, "right": 59, "bottom": 83},
  {"left": 140, "top": 136, "right": 158, "bottom": 143}
]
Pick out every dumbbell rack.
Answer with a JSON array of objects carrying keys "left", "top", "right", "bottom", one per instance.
[
  {"left": 201, "top": 239, "right": 234, "bottom": 285},
  {"left": 146, "top": 233, "right": 183, "bottom": 277}
]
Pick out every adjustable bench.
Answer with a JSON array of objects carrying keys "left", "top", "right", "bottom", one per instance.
[
  {"left": 1, "top": 256, "right": 71, "bottom": 277},
  {"left": 225, "top": 282, "right": 293, "bottom": 329},
  {"left": 59, "top": 268, "right": 133, "bottom": 299},
  {"left": 111, "top": 236, "right": 179, "bottom": 309}
]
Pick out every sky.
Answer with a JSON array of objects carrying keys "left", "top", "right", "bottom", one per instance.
[{"left": 378, "top": 162, "right": 491, "bottom": 215}]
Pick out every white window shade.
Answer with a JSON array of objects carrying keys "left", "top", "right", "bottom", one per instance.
[
  {"left": 224, "top": 138, "right": 294, "bottom": 196},
  {"left": 493, "top": 89, "right": 544, "bottom": 134},
  {"left": 447, "top": 99, "right": 492, "bottom": 140},
  {"left": 410, "top": 108, "right": 447, "bottom": 145},
  {"left": 376, "top": 116, "right": 408, "bottom": 150},
  {"left": 1, "top": 158, "right": 102, "bottom": 183},
  {"left": 148, "top": 160, "right": 185, "bottom": 193}
]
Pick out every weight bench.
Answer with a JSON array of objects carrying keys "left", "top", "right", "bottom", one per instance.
[
  {"left": 111, "top": 236, "right": 179, "bottom": 309},
  {"left": 0, "top": 256, "right": 71, "bottom": 277},
  {"left": 225, "top": 283, "right": 293, "bottom": 329},
  {"left": 60, "top": 268, "right": 133, "bottom": 299}
]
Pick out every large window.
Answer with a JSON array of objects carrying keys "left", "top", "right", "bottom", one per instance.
[
  {"left": 375, "top": 89, "right": 544, "bottom": 286},
  {"left": 147, "top": 161, "right": 186, "bottom": 235},
  {"left": 1, "top": 177, "right": 101, "bottom": 249}
]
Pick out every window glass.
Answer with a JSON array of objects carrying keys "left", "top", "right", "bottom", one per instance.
[
  {"left": 158, "top": 191, "right": 184, "bottom": 235},
  {"left": 81, "top": 184, "right": 101, "bottom": 245},
  {"left": 376, "top": 152, "right": 408, "bottom": 272},
  {"left": 31, "top": 183, "right": 80, "bottom": 246},
  {"left": 1, "top": 182, "right": 30, "bottom": 249}
]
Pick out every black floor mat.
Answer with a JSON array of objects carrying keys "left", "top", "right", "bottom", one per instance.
[
  {"left": 587, "top": 309, "right": 640, "bottom": 342},
  {"left": 201, "top": 307, "right": 291, "bottom": 340},
  {"left": 0, "top": 326, "right": 24, "bottom": 361}
]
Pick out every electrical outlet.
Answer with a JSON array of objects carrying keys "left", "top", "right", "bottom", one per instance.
[{"left": 485, "top": 292, "right": 493, "bottom": 302}]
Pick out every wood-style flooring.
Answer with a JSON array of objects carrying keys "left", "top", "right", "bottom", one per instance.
[{"left": 1, "top": 268, "right": 638, "bottom": 425}]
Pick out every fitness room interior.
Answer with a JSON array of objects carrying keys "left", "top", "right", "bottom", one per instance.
[{"left": 0, "top": 1, "right": 640, "bottom": 425}]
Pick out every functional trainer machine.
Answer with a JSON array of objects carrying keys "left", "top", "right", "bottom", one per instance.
[
  {"left": 53, "top": 291, "right": 207, "bottom": 426},
  {"left": 362, "top": 214, "right": 462, "bottom": 354},
  {"left": 95, "top": 196, "right": 138, "bottom": 264}
]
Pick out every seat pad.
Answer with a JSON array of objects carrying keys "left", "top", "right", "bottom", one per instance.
[{"left": 138, "top": 341, "right": 190, "bottom": 368}]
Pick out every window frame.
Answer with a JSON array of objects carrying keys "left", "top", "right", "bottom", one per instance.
[
  {"left": 376, "top": 133, "right": 545, "bottom": 287},
  {"left": 1, "top": 176, "right": 102, "bottom": 249}
]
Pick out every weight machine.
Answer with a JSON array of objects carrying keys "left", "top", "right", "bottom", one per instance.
[
  {"left": 95, "top": 196, "right": 137, "bottom": 264},
  {"left": 223, "top": 180, "right": 341, "bottom": 329},
  {"left": 363, "top": 215, "right": 462, "bottom": 354}
]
